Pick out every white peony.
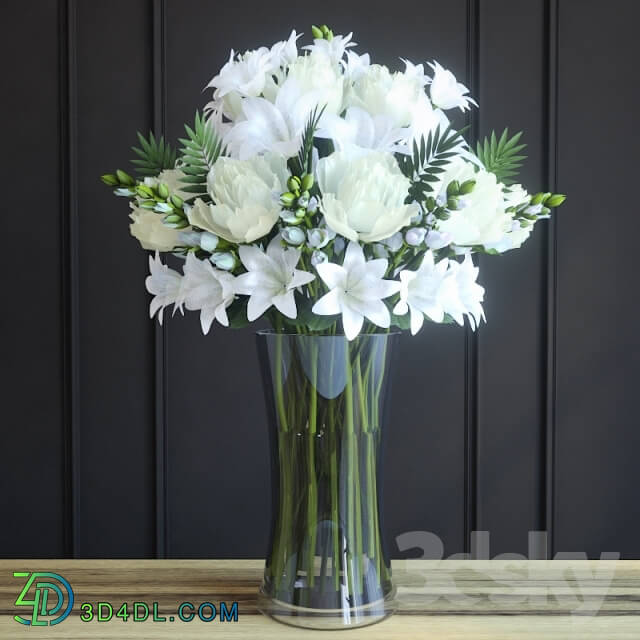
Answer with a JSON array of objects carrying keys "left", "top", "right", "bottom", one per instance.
[
  {"left": 316, "top": 150, "right": 418, "bottom": 243},
  {"left": 434, "top": 158, "right": 512, "bottom": 247},
  {"left": 346, "top": 62, "right": 427, "bottom": 128},
  {"left": 186, "top": 153, "right": 288, "bottom": 243},
  {"left": 286, "top": 52, "right": 344, "bottom": 114},
  {"left": 129, "top": 205, "right": 181, "bottom": 252}
]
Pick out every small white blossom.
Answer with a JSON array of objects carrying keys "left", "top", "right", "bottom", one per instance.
[
  {"left": 382, "top": 232, "right": 403, "bottom": 252},
  {"left": 235, "top": 237, "right": 315, "bottom": 321},
  {"left": 209, "top": 252, "right": 236, "bottom": 271},
  {"left": 427, "top": 61, "right": 477, "bottom": 112},
  {"left": 145, "top": 253, "right": 182, "bottom": 325},
  {"left": 312, "top": 242, "right": 400, "bottom": 340}
]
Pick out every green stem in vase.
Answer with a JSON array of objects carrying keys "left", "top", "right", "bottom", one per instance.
[
  {"left": 306, "top": 342, "right": 318, "bottom": 587},
  {"left": 343, "top": 339, "right": 356, "bottom": 600}
]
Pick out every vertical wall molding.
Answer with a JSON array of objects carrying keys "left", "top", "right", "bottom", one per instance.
[
  {"left": 60, "top": 0, "right": 80, "bottom": 558},
  {"left": 153, "top": 0, "right": 169, "bottom": 559},
  {"left": 544, "top": 0, "right": 559, "bottom": 559},
  {"left": 463, "top": 0, "right": 480, "bottom": 556}
]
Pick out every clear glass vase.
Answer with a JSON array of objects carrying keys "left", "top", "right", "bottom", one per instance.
[{"left": 256, "top": 331, "right": 398, "bottom": 630}]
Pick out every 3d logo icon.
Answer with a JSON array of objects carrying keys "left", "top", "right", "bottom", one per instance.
[{"left": 13, "top": 572, "right": 74, "bottom": 626}]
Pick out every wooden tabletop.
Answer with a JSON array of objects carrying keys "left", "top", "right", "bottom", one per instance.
[{"left": 1, "top": 560, "right": 639, "bottom": 638}]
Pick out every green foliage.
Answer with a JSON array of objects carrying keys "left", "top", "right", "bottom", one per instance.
[
  {"left": 178, "top": 111, "right": 224, "bottom": 200},
  {"left": 130, "top": 132, "right": 176, "bottom": 177},
  {"left": 398, "top": 125, "right": 466, "bottom": 201},
  {"left": 476, "top": 128, "right": 527, "bottom": 184},
  {"left": 227, "top": 297, "right": 250, "bottom": 329},
  {"left": 291, "top": 105, "right": 326, "bottom": 176}
]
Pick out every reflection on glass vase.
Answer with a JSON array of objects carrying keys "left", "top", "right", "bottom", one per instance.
[{"left": 256, "top": 331, "right": 398, "bottom": 630}]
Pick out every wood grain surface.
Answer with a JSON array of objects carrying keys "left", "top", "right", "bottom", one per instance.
[{"left": 1, "top": 560, "right": 639, "bottom": 638}]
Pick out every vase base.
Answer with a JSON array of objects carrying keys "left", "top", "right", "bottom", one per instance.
[{"left": 257, "top": 588, "right": 396, "bottom": 630}]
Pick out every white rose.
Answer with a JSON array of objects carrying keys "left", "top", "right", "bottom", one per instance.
[
  {"left": 346, "top": 63, "right": 426, "bottom": 127},
  {"left": 434, "top": 158, "right": 512, "bottom": 247},
  {"left": 129, "top": 205, "right": 181, "bottom": 252},
  {"left": 186, "top": 153, "right": 288, "bottom": 244},
  {"left": 317, "top": 150, "right": 417, "bottom": 243},
  {"left": 286, "top": 52, "right": 344, "bottom": 114}
]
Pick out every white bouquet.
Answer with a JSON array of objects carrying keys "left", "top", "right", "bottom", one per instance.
[{"left": 102, "top": 25, "right": 565, "bottom": 340}]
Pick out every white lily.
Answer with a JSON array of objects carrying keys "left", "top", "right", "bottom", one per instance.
[
  {"left": 223, "top": 78, "right": 326, "bottom": 159},
  {"left": 440, "top": 254, "right": 485, "bottom": 329},
  {"left": 145, "top": 253, "right": 182, "bottom": 325},
  {"left": 317, "top": 106, "right": 408, "bottom": 156},
  {"left": 312, "top": 242, "right": 400, "bottom": 340},
  {"left": 179, "top": 253, "right": 236, "bottom": 335},
  {"left": 303, "top": 32, "right": 356, "bottom": 63},
  {"left": 427, "top": 61, "right": 477, "bottom": 112},
  {"left": 394, "top": 251, "right": 449, "bottom": 334},
  {"left": 235, "top": 237, "right": 315, "bottom": 321}
]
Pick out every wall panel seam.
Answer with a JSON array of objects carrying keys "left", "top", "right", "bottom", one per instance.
[
  {"left": 153, "top": 0, "right": 169, "bottom": 559},
  {"left": 545, "top": 0, "right": 559, "bottom": 559},
  {"left": 60, "top": 0, "right": 80, "bottom": 558},
  {"left": 464, "top": 0, "right": 480, "bottom": 556}
]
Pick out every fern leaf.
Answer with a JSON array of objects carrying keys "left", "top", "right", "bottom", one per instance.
[
  {"left": 130, "top": 132, "right": 177, "bottom": 177},
  {"left": 177, "top": 111, "right": 224, "bottom": 201},
  {"left": 476, "top": 128, "right": 527, "bottom": 184}
]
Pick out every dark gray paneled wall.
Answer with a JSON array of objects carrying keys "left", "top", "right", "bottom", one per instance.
[{"left": 1, "top": 0, "right": 638, "bottom": 559}]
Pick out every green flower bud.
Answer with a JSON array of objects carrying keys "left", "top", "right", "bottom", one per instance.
[
  {"left": 447, "top": 196, "right": 459, "bottom": 210},
  {"left": 459, "top": 179, "right": 476, "bottom": 195},
  {"left": 546, "top": 194, "right": 566, "bottom": 207},
  {"left": 116, "top": 169, "right": 135, "bottom": 186},
  {"left": 300, "top": 173, "right": 314, "bottom": 191},
  {"left": 541, "top": 206, "right": 551, "bottom": 216},
  {"left": 326, "top": 29, "right": 334, "bottom": 40},
  {"left": 140, "top": 199, "right": 157, "bottom": 209},
  {"left": 446, "top": 180, "right": 460, "bottom": 196},
  {"left": 287, "top": 176, "right": 301, "bottom": 192},
  {"left": 136, "top": 184, "right": 154, "bottom": 198},
  {"left": 101, "top": 173, "right": 119, "bottom": 186},
  {"left": 280, "top": 192, "right": 296, "bottom": 207},
  {"left": 530, "top": 192, "right": 545, "bottom": 205},
  {"left": 540, "top": 192, "right": 552, "bottom": 204},
  {"left": 170, "top": 194, "right": 184, "bottom": 209},
  {"left": 295, "top": 207, "right": 307, "bottom": 218},
  {"left": 164, "top": 214, "right": 183, "bottom": 224},
  {"left": 311, "top": 25, "right": 324, "bottom": 39},
  {"left": 157, "top": 183, "right": 170, "bottom": 199},
  {"left": 425, "top": 196, "right": 436, "bottom": 211},
  {"left": 321, "top": 24, "right": 330, "bottom": 37}
]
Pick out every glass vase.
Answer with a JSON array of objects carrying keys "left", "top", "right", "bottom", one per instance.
[{"left": 255, "top": 331, "right": 398, "bottom": 630}]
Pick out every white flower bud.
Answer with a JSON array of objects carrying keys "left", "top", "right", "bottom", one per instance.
[
  {"left": 425, "top": 230, "right": 452, "bottom": 250},
  {"left": 307, "top": 196, "right": 319, "bottom": 212},
  {"left": 524, "top": 203, "right": 543, "bottom": 215},
  {"left": 307, "top": 228, "right": 333, "bottom": 249},
  {"left": 178, "top": 231, "right": 201, "bottom": 246},
  {"left": 405, "top": 227, "right": 427, "bottom": 246},
  {"left": 311, "top": 250, "right": 328, "bottom": 266},
  {"left": 410, "top": 208, "right": 423, "bottom": 225},
  {"left": 333, "top": 236, "right": 346, "bottom": 255},
  {"left": 210, "top": 252, "right": 236, "bottom": 271},
  {"left": 281, "top": 227, "right": 306, "bottom": 245},
  {"left": 199, "top": 232, "right": 219, "bottom": 252},
  {"left": 372, "top": 243, "right": 389, "bottom": 259},
  {"left": 382, "top": 231, "right": 403, "bottom": 252}
]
